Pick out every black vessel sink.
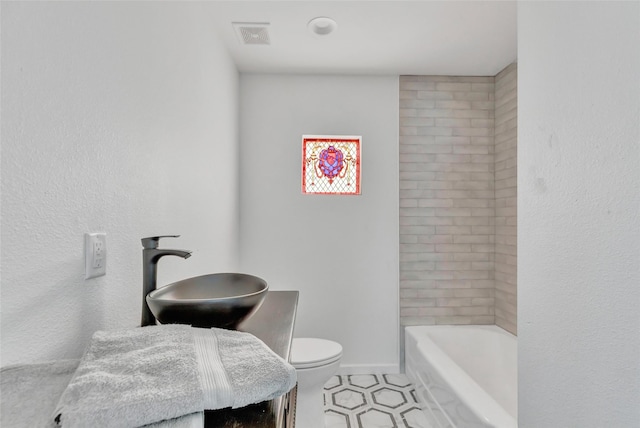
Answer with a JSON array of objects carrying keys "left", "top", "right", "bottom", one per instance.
[{"left": 146, "top": 273, "right": 268, "bottom": 329}]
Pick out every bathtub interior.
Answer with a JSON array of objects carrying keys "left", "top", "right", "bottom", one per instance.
[
  {"left": 425, "top": 326, "right": 517, "bottom": 418},
  {"left": 405, "top": 325, "right": 517, "bottom": 428}
]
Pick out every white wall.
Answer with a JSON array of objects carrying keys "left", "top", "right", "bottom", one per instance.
[
  {"left": 1, "top": 2, "right": 240, "bottom": 365},
  {"left": 239, "top": 75, "right": 399, "bottom": 373},
  {"left": 518, "top": 2, "right": 640, "bottom": 427}
]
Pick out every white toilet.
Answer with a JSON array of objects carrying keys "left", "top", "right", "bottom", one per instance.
[{"left": 290, "top": 338, "right": 343, "bottom": 428}]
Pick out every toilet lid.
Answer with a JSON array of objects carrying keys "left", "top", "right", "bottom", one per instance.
[{"left": 291, "top": 338, "right": 342, "bottom": 369}]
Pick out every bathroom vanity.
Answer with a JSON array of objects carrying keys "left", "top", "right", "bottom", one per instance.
[{"left": 204, "top": 290, "right": 299, "bottom": 428}]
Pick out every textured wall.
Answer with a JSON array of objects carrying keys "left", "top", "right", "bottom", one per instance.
[
  {"left": 494, "top": 63, "right": 517, "bottom": 334},
  {"left": 399, "top": 76, "right": 496, "bottom": 326},
  {"left": 1, "top": 2, "right": 240, "bottom": 365},
  {"left": 519, "top": 2, "right": 639, "bottom": 426},
  {"left": 239, "top": 74, "right": 399, "bottom": 374}
]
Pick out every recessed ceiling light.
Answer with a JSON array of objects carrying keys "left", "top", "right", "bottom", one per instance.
[{"left": 308, "top": 17, "right": 337, "bottom": 36}]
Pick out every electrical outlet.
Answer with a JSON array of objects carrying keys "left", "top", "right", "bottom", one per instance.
[
  {"left": 85, "top": 233, "right": 107, "bottom": 279},
  {"left": 93, "top": 240, "right": 104, "bottom": 268}
]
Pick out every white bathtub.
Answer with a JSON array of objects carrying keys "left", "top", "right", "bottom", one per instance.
[{"left": 405, "top": 325, "right": 517, "bottom": 428}]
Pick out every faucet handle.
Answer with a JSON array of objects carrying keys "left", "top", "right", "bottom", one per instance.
[{"left": 141, "top": 235, "right": 181, "bottom": 249}]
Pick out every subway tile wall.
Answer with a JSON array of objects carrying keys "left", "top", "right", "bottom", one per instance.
[
  {"left": 494, "top": 63, "right": 518, "bottom": 335},
  {"left": 399, "top": 64, "right": 517, "bottom": 330},
  {"left": 399, "top": 75, "right": 496, "bottom": 326}
]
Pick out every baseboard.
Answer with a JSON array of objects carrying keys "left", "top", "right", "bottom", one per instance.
[{"left": 336, "top": 363, "right": 400, "bottom": 375}]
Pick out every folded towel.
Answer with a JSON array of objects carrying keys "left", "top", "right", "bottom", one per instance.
[
  {"left": 0, "top": 359, "right": 203, "bottom": 428},
  {"left": 52, "top": 325, "right": 296, "bottom": 428}
]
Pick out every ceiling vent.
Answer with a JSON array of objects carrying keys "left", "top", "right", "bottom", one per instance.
[{"left": 233, "top": 22, "right": 270, "bottom": 45}]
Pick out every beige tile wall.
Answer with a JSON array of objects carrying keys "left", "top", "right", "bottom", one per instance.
[
  {"left": 494, "top": 63, "right": 518, "bottom": 334},
  {"left": 399, "top": 64, "right": 517, "bottom": 331},
  {"left": 399, "top": 75, "right": 496, "bottom": 326}
]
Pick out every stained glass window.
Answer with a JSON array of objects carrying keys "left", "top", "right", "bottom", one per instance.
[{"left": 302, "top": 135, "right": 361, "bottom": 195}]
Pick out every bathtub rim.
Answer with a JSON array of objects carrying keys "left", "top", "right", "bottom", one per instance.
[{"left": 405, "top": 325, "right": 517, "bottom": 428}]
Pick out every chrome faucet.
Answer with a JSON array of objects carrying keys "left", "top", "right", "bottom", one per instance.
[{"left": 141, "top": 235, "right": 192, "bottom": 327}]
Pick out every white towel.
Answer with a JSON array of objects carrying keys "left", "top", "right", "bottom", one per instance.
[
  {"left": 52, "top": 325, "right": 296, "bottom": 428},
  {"left": 0, "top": 360, "right": 203, "bottom": 428}
]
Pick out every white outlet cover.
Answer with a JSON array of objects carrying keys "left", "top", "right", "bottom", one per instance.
[{"left": 85, "top": 232, "right": 107, "bottom": 279}]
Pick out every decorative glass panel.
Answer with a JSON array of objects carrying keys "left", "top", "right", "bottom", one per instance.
[{"left": 302, "top": 135, "right": 361, "bottom": 195}]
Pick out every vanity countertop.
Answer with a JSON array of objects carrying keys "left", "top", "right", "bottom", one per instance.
[{"left": 204, "top": 290, "right": 299, "bottom": 428}]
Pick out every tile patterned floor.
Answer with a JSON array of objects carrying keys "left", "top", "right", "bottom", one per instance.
[{"left": 323, "top": 374, "right": 440, "bottom": 428}]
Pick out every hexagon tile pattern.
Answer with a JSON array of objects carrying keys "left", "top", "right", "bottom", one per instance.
[{"left": 323, "top": 374, "right": 443, "bottom": 428}]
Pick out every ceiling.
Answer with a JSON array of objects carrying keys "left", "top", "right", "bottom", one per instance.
[{"left": 206, "top": 1, "right": 517, "bottom": 76}]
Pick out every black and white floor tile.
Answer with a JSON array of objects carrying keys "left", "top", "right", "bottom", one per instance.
[{"left": 323, "top": 374, "right": 445, "bottom": 428}]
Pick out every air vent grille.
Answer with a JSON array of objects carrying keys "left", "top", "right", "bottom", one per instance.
[{"left": 233, "top": 23, "right": 270, "bottom": 45}]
